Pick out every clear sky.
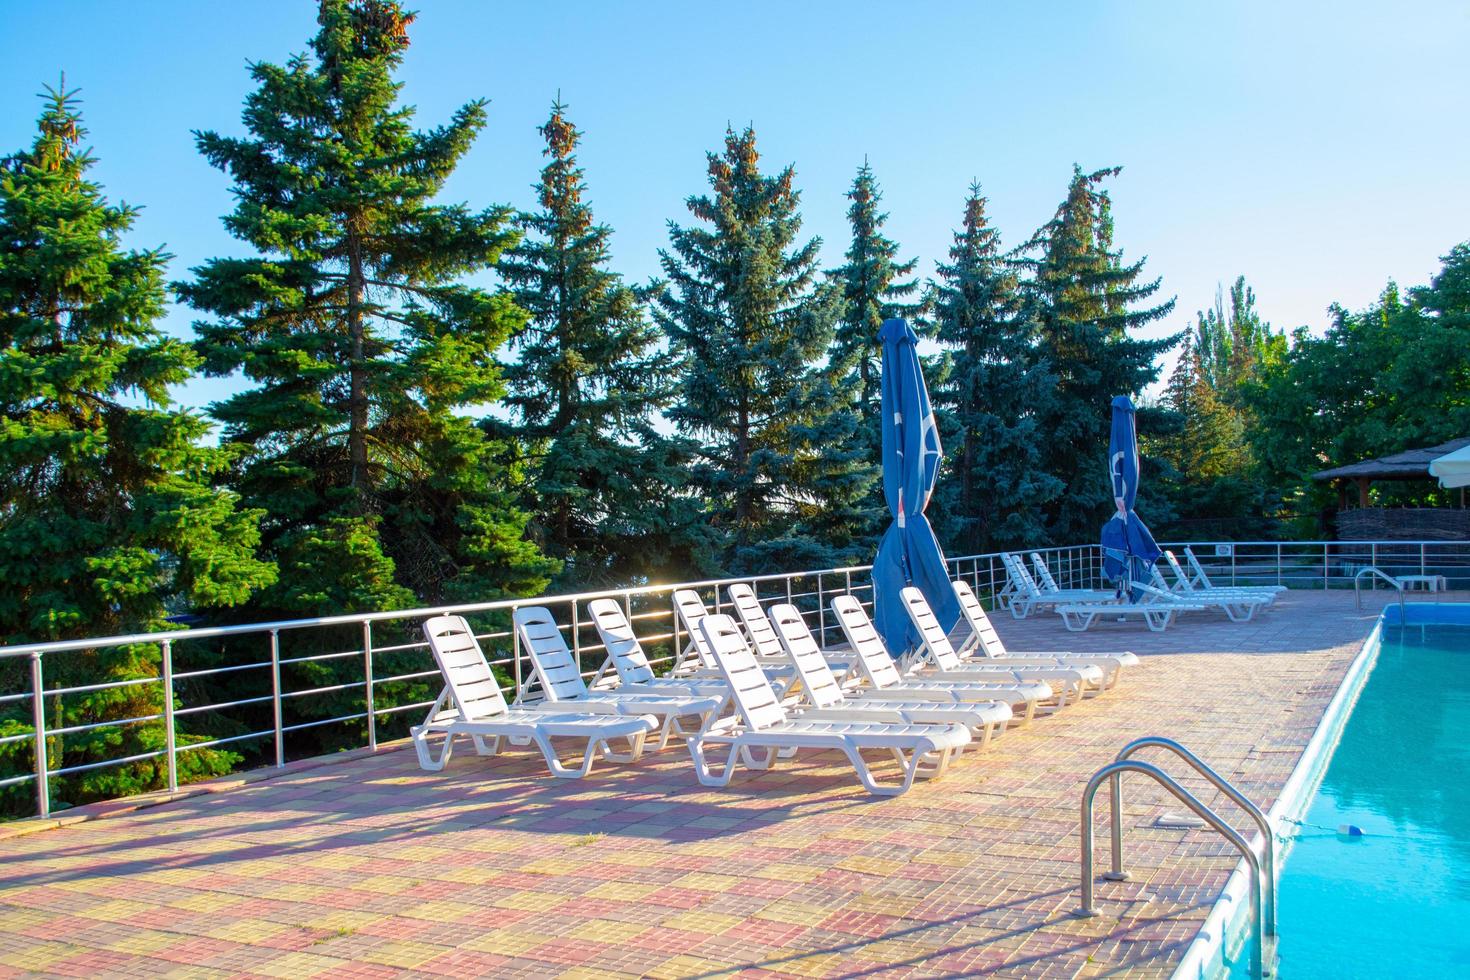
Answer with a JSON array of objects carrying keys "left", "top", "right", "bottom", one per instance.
[{"left": 4, "top": 1, "right": 1468, "bottom": 412}]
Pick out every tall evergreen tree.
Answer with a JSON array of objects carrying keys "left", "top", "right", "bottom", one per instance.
[
  {"left": 832, "top": 161, "right": 924, "bottom": 429},
  {"left": 0, "top": 86, "right": 274, "bottom": 810},
  {"left": 653, "top": 127, "right": 874, "bottom": 573},
  {"left": 1026, "top": 166, "right": 1177, "bottom": 543},
  {"left": 498, "top": 100, "right": 697, "bottom": 587},
  {"left": 929, "top": 183, "right": 1060, "bottom": 554},
  {"left": 178, "top": 0, "right": 556, "bottom": 614}
]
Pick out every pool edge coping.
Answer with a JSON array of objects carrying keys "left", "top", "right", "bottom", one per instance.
[{"left": 1169, "top": 611, "right": 1386, "bottom": 980}]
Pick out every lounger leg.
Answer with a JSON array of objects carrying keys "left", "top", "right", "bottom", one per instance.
[
  {"left": 688, "top": 735, "right": 740, "bottom": 787},
  {"left": 411, "top": 726, "right": 454, "bottom": 772},
  {"left": 599, "top": 729, "right": 649, "bottom": 764},
  {"left": 470, "top": 734, "right": 502, "bottom": 756}
]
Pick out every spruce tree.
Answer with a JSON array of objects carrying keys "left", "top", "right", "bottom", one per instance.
[
  {"left": 498, "top": 100, "right": 697, "bottom": 587},
  {"left": 1026, "top": 166, "right": 1176, "bottom": 543},
  {"left": 832, "top": 162, "right": 924, "bottom": 432},
  {"left": 653, "top": 127, "right": 874, "bottom": 573},
  {"left": 929, "top": 183, "right": 1060, "bottom": 554},
  {"left": 179, "top": 0, "right": 556, "bottom": 614},
  {"left": 0, "top": 86, "right": 274, "bottom": 810}
]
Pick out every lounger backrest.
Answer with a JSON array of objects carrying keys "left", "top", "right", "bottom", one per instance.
[
  {"left": 698, "top": 614, "right": 787, "bottom": 731},
  {"left": 901, "top": 586, "right": 964, "bottom": 671},
  {"left": 1150, "top": 565, "right": 1175, "bottom": 592},
  {"left": 1162, "top": 551, "right": 1194, "bottom": 590},
  {"left": 1002, "top": 553, "right": 1041, "bottom": 597},
  {"left": 830, "top": 595, "right": 905, "bottom": 688},
  {"left": 513, "top": 606, "right": 590, "bottom": 702},
  {"left": 1183, "top": 547, "right": 1215, "bottom": 588},
  {"left": 586, "top": 598, "right": 656, "bottom": 685},
  {"left": 1030, "top": 553, "right": 1062, "bottom": 593},
  {"left": 727, "top": 584, "right": 785, "bottom": 659},
  {"left": 951, "top": 580, "right": 1008, "bottom": 658},
  {"left": 768, "top": 603, "right": 844, "bottom": 708},
  {"left": 673, "top": 589, "right": 715, "bottom": 666},
  {"left": 421, "top": 615, "right": 511, "bottom": 721}
]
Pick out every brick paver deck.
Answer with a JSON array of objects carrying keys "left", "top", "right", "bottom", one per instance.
[{"left": 0, "top": 590, "right": 1445, "bottom": 979}]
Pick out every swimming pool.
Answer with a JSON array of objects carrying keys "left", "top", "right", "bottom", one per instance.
[{"left": 1220, "top": 606, "right": 1470, "bottom": 977}]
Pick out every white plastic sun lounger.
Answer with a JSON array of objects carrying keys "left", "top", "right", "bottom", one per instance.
[
  {"left": 727, "top": 583, "right": 855, "bottom": 682},
  {"left": 1053, "top": 586, "right": 1204, "bottom": 633},
  {"left": 673, "top": 588, "right": 796, "bottom": 693},
  {"left": 1142, "top": 569, "right": 1268, "bottom": 622},
  {"left": 767, "top": 603, "right": 1011, "bottom": 749},
  {"left": 828, "top": 594, "right": 1050, "bottom": 725},
  {"left": 950, "top": 580, "right": 1137, "bottom": 690},
  {"left": 412, "top": 615, "right": 657, "bottom": 777},
  {"left": 514, "top": 607, "right": 724, "bottom": 750},
  {"left": 1183, "top": 547, "right": 1287, "bottom": 596},
  {"left": 902, "top": 587, "right": 1100, "bottom": 707},
  {"left": 688, "top": 614, "right": 970, "bottom": 796},
  {"left": 1002, "top": 553, "right": 1116, "bottom": 619},
  {"left": 1162, "top": 551, "right": 1279, "bottom": 605},
  {"left": 585, "top": 597, "right": 729, "bottom": 699}
]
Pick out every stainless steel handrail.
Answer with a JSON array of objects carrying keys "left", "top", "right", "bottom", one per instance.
[
  {"left": 1105, "top": 737, "right": 1276, "bottom": 937},
  {"left": 1077, "top": 759, "right": 1271, "bottom": 979},
  {"left": 1354, "top": 566, "right": 1406, "bottom": 613}
]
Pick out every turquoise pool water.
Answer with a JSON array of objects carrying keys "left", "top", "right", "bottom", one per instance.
[{"left": 1227, "top": 618, "right": 1470, "bottom": 977}]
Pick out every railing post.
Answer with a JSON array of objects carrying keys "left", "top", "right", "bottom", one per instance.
[
  {"left": 1371, "top": 542, "right": 1378, "bottom": 590},
  {"left": 844, "top": 570, "right": 852, "bottom": 598},
  {"left": 816, "top": 573, "right": 826, "bottom": 646},
  {"left": 571, "top": 601, "right": 581, "bottom": 664},
  {"left": 30, "top": 652, "right": 49, "bottom": 819},
  {"left": 1323, "top": 543, "right": 1329, "bottom": 591},
  {"left": 1421, "top": 542, "right": 1426, "bottom": 578},
  {"left": 270, "top": 629, "right": 284, "bottom": 768},
  {"left": 1276, "top": 543, "right": 1283, "bottom": 588},
  {"left": 161, "top": 638, "right": 177, "bottom": 794},
  {"left": 511, "top": 606, "right": 523, "bottom": 694},
  {"left": 363, "top": 622, "right": 376, "bottom": 752}
]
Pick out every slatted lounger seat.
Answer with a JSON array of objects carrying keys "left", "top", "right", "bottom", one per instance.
[
  {"left": 902, "top": 587, "right": 1102, "bottom": 707},
  {"left": 1183, "top": 546, "right": 1287, "bottom": 596},
  {"left": 951, "top": 579, "right": 1137, "bottom": 690},
  {"left": 1052, "top": 588, "right": 1205, "bottom": 633},
  {"left": 828, "top": 595, "right": 1051, "bottom": 725},
  {"left": 1161, "top": 551, "right": 1279, "bottom": 606},
  {"left": 514, "top": 607, "right": 725, "bottom": 750},
  {"left": 584, "top": 597, "right": 729, "bottom": 699},
  {"left": 413, "top": 615, "right": 657, "bottom": 777},
  {"left": 767, "top": 603, "right": 1010, "bottom": 749},
  {"left": 688, "top": 614, "right": 971, "bottom": 796},
  {"left": 1001, "top": 553, "right": 1117, "bottom": 619}
]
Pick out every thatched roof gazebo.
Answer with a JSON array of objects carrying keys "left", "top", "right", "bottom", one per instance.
[
  {"left": 1313, "top": 437, "right": 1470, "bottom": 506},
  {"left": 1313, "top": 437, "right": 1470, "bottom": 540}
]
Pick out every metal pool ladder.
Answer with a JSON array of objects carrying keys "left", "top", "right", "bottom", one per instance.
[
  {"left": 1354, "top": 566, "right": 1406, "bottom": 613},
  {"left": 1075, "top": 736, "right": 1278, "bottom": 979}
]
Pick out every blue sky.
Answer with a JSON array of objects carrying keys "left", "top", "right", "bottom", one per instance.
[{"left": 3, "top": 1, "right": 1468, "bottom": 413}]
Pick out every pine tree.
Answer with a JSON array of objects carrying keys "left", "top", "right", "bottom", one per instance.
[
  {"left": 0, "top": 85, "right": 274, "bottom": 812},
  {"left": 832, "top": 161, "right": 924, "bottom": 432},
  {"left": 178, "top": 0, "right": 556, "bottom": 616},
  {"left": 498, "top": 100, "right": 698, "bottom": 587},
  {"left": 653, "top": 127, "right": 874, "bottom": 573},
  {"left": 1026, "top": 166, "right": 1177, "bottom": 543},
  {"left": 929, "top": 183, "right": 1060, "bottom": 554}
]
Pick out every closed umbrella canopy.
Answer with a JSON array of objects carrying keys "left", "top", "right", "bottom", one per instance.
[
  {"left": 1100, "top": 395, "right": 1161, "bottom": 602},
  {"left": 872, "top": 318, "right": 960, "bottom": 655},
  {"left": 1429, "top": 443, "right": 1470, "bottom": 489}
]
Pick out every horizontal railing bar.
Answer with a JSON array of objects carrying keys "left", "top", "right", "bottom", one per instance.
[
  {"left": 174, "top": 694, "right": 275, "bottom": 716},
  {"left": 172, "top": 661, "right": 272, "bottom": 681}
]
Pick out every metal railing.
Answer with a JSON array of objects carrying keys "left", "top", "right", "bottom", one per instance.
[
  {"left": 1077, "top": 740, "right": 1278, "bottom": 979},
  {"left": 1, "top": 538, "right": 1464, "bottom": 821},
  {"left": 0, "top": 545, "right": 1089, "bottom": 819}
]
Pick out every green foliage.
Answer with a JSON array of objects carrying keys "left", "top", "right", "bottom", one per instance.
[
  {"left": 1245, "top": 246, "right": 1470, "bottom": 520},
  {"left": 178, "top": 0, "right": 557, "bottom": 615},
  {"left": 653, "top": 127, "right": 876, "bottom": 573},
  {"left": 831, "top": 162, "right": 925, "bottom": 441},
  {"left": 0, "top": 85, "right": 272, "bottom": 814},
  {"left": 929, "top": 183, "right": 1061, "bottom": 553},
  {"left": 498, "top": 101, "right": 701, "bottom": 587},
  {"left": 1026, "top": 166, "right": 1178, "bottom": 543}
]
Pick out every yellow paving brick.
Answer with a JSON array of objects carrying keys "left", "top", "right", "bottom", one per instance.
[
  {"left": 583, "top": 881, "right": 660, "bottom": 901},
  {"left": 203, "top": 920, "right": 289, "bottom": 943},
  {"left": 352, "top": 874, "right": 415, "bottom": 894},
  {"left": 752, "top": 862, "right": 827, "bottom": 883},
  {"left": 671, "top": 871, "right": 741, "bottom": 892},
  {"left": 755, "top": 900, "right": 834, "bottom": 924},
  {"left": 167, "top": 891, "right": 242, "bottom": 913},
  {"left": 660, "top": 910, "right": 746, "bottom": 935},
  {"left": 297, "top": 909, "right": 384, "bottom": 932},
  {"left": 495, "top": 890, "right": 566, "bottom": 913},
  {"left": 568, "top": 919, "right": 650, "bottom": 944},
  {"left": 401, "top": 899, "right": 481, "bottom": 922},
  {"left": 459, "top": 930, "right": 544, "bottom": 956},
  {"left": 77, "top": 899, "right": 150, "bottom": 922},
  {"left": 107, "top": 931, "right": 180, "bottom": 956},
  {"left": 358, "top": 940, "right": 447, "bottom": 968},
  {"left": 252, "top": 951, "right": 349, "bottom": 978},
  {"left": 645, "top": 954, "right": 739, "bottom": 979},
  {"left": 519, "top": 856, "right": 585, "bottom": 875},
  {"left": 835, "top": 855, "right": 906, "bottom": 876}
]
